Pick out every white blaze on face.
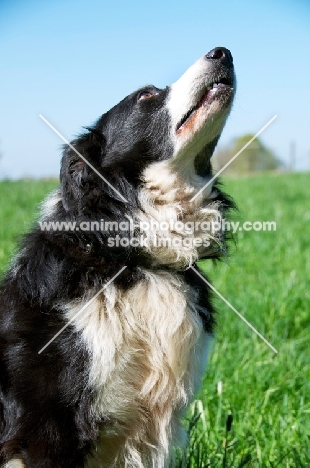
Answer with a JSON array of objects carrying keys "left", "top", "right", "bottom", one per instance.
[{"left": 167, "top": 54, "right": 234, "bottom": 163}]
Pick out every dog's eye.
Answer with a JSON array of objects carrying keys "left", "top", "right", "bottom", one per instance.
[{"left": 138, "top": 91, "right": 154, "bottom": 101}]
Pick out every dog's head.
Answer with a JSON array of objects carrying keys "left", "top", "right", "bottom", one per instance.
[
  {"left": 61, "top": 47, "right": 235, "bottom": 205},
  {"left": 54, "top": 47, "right": 236, "bottom": 267}
]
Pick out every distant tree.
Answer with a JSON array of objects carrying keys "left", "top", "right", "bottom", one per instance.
[{"left": 213, "top": 134, "right": 283, "bottom": 174}]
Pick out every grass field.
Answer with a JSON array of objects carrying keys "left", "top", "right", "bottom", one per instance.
[{"left": 0, "top": 173, "right": 309, "bottom": 467}]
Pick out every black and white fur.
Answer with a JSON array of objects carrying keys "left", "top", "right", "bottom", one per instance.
[{"left": 0, "top": 47, "right": 235, "bottom": 468}]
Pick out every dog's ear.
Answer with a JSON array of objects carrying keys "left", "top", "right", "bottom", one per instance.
[{"left": 60, "top": 128, "right": 105, "bottom": 212}]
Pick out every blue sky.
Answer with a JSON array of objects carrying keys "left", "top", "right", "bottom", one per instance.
[{"left": 0, "top": 0, "right": 309, "bottom": 178}]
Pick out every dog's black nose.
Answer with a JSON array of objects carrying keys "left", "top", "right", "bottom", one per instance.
[{"left": 205, "top": 47, "right": 233, "bottom": 68}]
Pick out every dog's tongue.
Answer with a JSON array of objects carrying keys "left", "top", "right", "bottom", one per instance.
[{"left": 202, "top": 83, "right": 229, "bottom": 105}]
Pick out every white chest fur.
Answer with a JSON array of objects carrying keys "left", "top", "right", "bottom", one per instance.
[
  {"left": 64, "top": 269, "right": 212, "bottom": 468},
  {"left": 137, "top": 160, "right": 223, "bottom": 269}
]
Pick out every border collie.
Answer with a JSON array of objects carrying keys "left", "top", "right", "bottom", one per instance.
[{"left": 0, "top": 47, "right": 235, "bottom": 468}]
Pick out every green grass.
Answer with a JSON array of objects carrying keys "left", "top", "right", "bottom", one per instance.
[
  {"left": 0, "top": 179, "right": 58, "bottom": 271},
  {"left": 179, "top": 172, "right": 310, "bottom": 467},
  {"left": 0, "top": 173, "right": 309, "bottom": 467}
]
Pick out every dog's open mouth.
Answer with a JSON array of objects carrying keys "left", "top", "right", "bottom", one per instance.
[{"left": 176, "top": 77, "right": 233, "bottom": 133}]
